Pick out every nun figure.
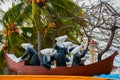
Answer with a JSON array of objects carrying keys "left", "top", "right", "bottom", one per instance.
[
  {"left": 40, "top": 48, "right": 57, "bottom": 70},
  {"left": 17, "top": 43, "right": 41, "bottom": 66},
  {"left": 71, "top": 46, "right": 87, "bottom": 66},
  {"left": 54, "top": 35, "right": 72, "bottom": 66}
]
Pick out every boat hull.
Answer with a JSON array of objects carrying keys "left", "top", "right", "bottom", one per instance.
[{"left": 4, "top": 51, "right": 118, "bottom": 76}]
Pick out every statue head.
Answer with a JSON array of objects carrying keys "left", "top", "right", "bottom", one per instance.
[
  {"left": 21, "top": 43, "right": 33, "bottom": 50},
  {"left": 71, "top": 46, "right": 81, "bottom": 54},
  {"left": 55, "top": 35, "right": 68, "bottom": 42},
  {"left": 40, "top": 48, "right": 57, "bottom": 56}
]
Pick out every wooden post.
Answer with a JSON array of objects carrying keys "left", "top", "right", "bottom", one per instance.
[
  {"left": 89, "top": 40, "right": 96, "bottom": 64},
  {"left": 89, "top": 49, "right": 95, "bottom": 63},
  {"left": 38, "top": 31, "right": 42, "bottom": 65}
]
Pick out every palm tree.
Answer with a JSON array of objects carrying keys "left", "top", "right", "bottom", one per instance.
[
  {"left": 2, "top": 0, "right": 86, "bottom": 53},
  {"left": 0, "top": 0, "right": 86, "bottom": 74}
]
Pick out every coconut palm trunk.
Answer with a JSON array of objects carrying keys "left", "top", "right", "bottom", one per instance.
[{"left": 38, "top": 31, "right": 42, "bottom": 65}]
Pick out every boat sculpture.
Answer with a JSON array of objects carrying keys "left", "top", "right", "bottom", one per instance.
[{"left": 4, "top": 50, "right": 118, "bottom": 76}]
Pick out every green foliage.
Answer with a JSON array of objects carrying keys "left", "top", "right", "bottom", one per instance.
[
  {"left": 3, "top": 3, "right": 24, "bottom": 24},
  {"left": 2, "top": 0, "right": 87, "bottom": 52},
  {"left": 0, "top": 50, "right": 6, "bottom": 74},
  {"left": 0, "top": 0, "right": 87, "bottom": 74}
]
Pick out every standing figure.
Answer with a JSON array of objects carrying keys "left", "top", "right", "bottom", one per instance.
[
  {"left": 17, "top": 43, "right": 41, "bottom": 66},
  {"left": 40, "top": 48, "right": 57, "bottom": 69},
  {"left": 54, "top": 35, "right": 72, "bottom": 66},
  {"left": 71, "top": 46, "right": 87, "bottom": 66}
]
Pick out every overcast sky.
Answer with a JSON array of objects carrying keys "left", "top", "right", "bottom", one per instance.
[{"left": 0, "top": 1, "right": 12, "bottom": 12}]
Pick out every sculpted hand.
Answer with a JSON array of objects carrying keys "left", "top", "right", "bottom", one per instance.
[
  {"left": 16, "top": 57, "right": 22, "bottom": 63},
  {"left": 51, "top": 65, "right": 56, "bottom": 69}
]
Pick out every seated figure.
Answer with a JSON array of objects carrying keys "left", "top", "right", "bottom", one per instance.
[
  {"left": 17, "top": 43, "right": 41, "bottom": 66},
  {"left": 71, "top": 46, "right": 87, "bottom": 66},
  {"left": 40, "top": 48, "right": 57, "bottom": 69}
]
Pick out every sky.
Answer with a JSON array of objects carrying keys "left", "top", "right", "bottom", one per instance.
[{"left": 0, "top": 1, "right": 12, "bottom": 12}]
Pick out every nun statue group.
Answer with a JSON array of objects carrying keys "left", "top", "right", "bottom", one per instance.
[{"left": 17, "top": 35, "right": 88, "bottom": 70}]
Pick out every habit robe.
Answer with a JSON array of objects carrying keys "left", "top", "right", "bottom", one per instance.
[
  {"left": 21, "top": 47, "right": 41, "bottom": 66},
  {"left": 54, "top": 44, "right": 70, "bottom": 66},
  {"left": 72, "top": 50, "right": 87, "bottom": 66},
  {"left": 42, "top": 54, "right": 56, "bottom": 69}
]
